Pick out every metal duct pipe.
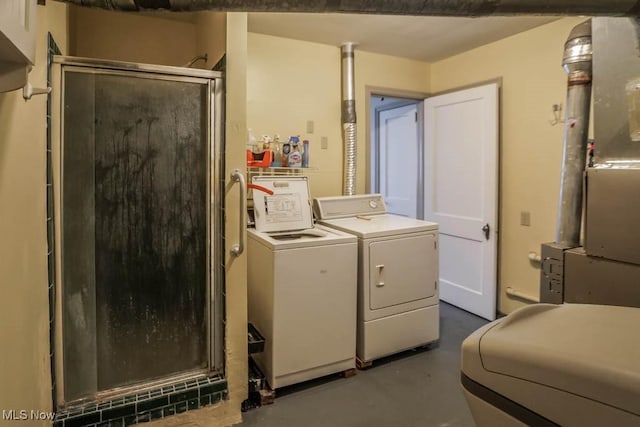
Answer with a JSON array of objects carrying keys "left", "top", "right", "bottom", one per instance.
[
  {"left": 555, "top": 20, "right": 592, "bottom": 247},
  {"left": 54, "top": 0, "right": 640, "bottom": 16},
  {"left": 341, "top": 42, "right": 356, "bottom": 196}
]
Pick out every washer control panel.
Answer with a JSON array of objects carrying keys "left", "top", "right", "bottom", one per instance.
[{"left": 313, "top": 194, "right": 387, "bottom": 219}]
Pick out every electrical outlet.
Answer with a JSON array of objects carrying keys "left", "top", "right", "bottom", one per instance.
[
  {"left": 306, "top": 120, "right": 315, "bottom": 134},
  {"left": 321, "top": 136, "right": 328, "bottom": 149},
  {"left": 520, "top": 211, "right": 531, "bottom": 227}
]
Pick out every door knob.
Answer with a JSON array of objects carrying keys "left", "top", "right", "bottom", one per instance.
[{"left": 482, "top": 223, "right": 490, "bottom": 240}]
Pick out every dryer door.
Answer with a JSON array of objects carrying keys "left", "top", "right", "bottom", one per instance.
[{"left": 369, "top": 234, "right": 437, "bottom": 310}]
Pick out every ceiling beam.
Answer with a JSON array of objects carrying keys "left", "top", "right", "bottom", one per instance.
[{"left": 53, "top": 0, "right": 640, "bottom": 17}]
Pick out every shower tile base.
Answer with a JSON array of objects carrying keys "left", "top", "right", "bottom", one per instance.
[{"left": 53, "top": 375, "right": 227, "bottom": 427}]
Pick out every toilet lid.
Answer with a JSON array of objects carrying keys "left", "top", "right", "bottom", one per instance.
[
  {"left": 252, "top": 176, "right": 313, "bottom": 233},
  {"left": 477, "top": 303, "right": 640, "bottom": 416}
]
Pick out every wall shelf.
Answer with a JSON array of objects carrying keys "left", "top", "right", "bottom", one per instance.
[
  {"left": 248, "top": 166, "right": 316, "bottom": 171},
  {"left": 248, "top": 166, "right": 317, "bottom": 178}
]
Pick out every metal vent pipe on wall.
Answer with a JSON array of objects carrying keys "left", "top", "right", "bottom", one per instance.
[
  {"left": 555, "top": 20, "right": 592, "bottom": 247},
  {"left": 55, "top": 0, "right": 640, "bottom": 16},
  {"left": 341, "top": 42, "right": 356, "bottom": 196}
]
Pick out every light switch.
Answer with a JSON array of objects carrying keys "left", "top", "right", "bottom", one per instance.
[
  {"left": 520, "top": 211, "right": 531, "bottom": 227},
  {"left": 307, "top": 120, "right": 315, "bottom": 134},
  {"left": 321, "top": 136, "right": 328, "bottom": 149}
]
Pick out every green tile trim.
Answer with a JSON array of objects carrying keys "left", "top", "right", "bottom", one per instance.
[{"left": 55, "top": 376, "right": 227, "bottom": 426}]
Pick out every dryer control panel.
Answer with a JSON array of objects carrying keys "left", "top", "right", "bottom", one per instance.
[{"left": 314, "top": 194, "right": 387, "bottom": 220}]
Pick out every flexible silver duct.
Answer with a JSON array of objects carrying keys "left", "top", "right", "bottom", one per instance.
[
  {"left": 341, "top": 43, "right": 356, "bottom": 196},
  {"left": 54, "top": 0, "right": 640, "bottom": 15},
  {"left": 555, "top": 20, "right": 592, "bottom": 247}
]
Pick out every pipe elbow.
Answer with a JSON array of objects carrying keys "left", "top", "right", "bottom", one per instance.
[{"left": 563, "top": 20, "right": 592, "bottom": 77}]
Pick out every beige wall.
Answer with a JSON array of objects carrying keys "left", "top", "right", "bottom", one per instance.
[
  {"left": 70, "top": 7, "right": 226, "bottom": 72},
  {"left": 220, "top": 13, "right": 249, "bottom": 424},
  {"left": 247, "top": 33, "right": 431, "bottom": 198},
  {"left": 430, "top": 17, "right": 587, "bottom": 314},
  {"left": 0, "top": 3, "right": 68, "bottom": 426},
  {"left": 247, "top": 33, "right": 342, "bottom": 197},
  {"left": 195, "top": 12, "right": 227, "bottom": 70},
  {"left": 69, "top": 7, "right": 197, "bottom": 67}
]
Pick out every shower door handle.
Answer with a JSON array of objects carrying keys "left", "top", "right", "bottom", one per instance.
[{"left": 230, "top": 169, "right": 247, "bottom": 257}]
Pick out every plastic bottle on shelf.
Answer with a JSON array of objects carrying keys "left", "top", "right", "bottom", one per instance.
[
  {"left": 302, "top": 140, "right": 309, "bottom": 167},
  {"left": 260, "top": 134, "right": 272, "bottom": 149},
  {"left": 260, "top": 135, "right": 272, "bottom": 163},
  {"left": 271, "top": 134, "right": 281, "bottom": 167},
  {"left": 288, "top": 136, "right": 302, "bottom": 168},
  {"left": 271, "top": 145, "right": 281, "bottom": 167},
  {"left": 282, "top": 142, "right": 290, "bottom": 167}
]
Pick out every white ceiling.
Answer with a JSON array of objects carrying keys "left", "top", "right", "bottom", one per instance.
[{"left": 248, "top": 13, "right": 559, "bottom": 62}]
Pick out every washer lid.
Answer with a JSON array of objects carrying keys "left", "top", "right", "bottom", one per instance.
[
  {"left": 474, "top": 303, "right": 640, "bottom": 416},
  {"left": 252, "top": 176, "right": 313, "bottom": 233},
  {"left": 320, "top": 214, "right": 438, "bottom": 239},
  {"left": 248, "top": 224, "right": 356, "bottom": 250}
]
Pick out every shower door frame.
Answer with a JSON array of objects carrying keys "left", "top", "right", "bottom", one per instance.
[{"left": 51, "top": 56, "right": 225, "bottom": 408}]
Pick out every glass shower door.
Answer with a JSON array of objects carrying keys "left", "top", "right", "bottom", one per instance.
[{"left": 57, "top": 63, "right": 220, "bottom": 404}]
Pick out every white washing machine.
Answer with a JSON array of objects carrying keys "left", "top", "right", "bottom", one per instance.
[
  {"left": 248, "top": 176, "right": 357, "bottom": 389},
  {"left": 314, "top": 194, "right": 439, "bottom": 364}
]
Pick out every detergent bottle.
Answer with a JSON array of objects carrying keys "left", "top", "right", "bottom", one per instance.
[
  {"left": 281, "top": 141, "right": 290, "bottom": 167},
  {"left": 288, "top": 136, "right": 302, "bottom": 168}
]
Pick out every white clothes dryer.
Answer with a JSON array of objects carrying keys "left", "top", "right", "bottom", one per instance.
[{"left": 314, "top": 194, "right": 439, "bottom": 365}]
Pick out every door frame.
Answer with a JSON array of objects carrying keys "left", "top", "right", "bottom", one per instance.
[
  {"left": 429, "top": 77, "right": 503, "bottom": 317},
  {"left": 365, "top": 86, "right": 429, "bottom": 219}
]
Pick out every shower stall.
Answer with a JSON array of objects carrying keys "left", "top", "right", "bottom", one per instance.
[{"left": 50, "top": 56, "right": 224, "bottom": 407}]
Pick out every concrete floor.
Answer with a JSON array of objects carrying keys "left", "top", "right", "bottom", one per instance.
[{"left": 241, "top": 302, "right": 488, "bottom": 427}]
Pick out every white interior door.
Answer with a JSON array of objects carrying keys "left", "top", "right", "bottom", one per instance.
[
  {"left": 378, "top": 103, "right": 419, "bottom": 218},
  {"left": 424, "top": 83, "right": 498, "bottom": 321}
]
